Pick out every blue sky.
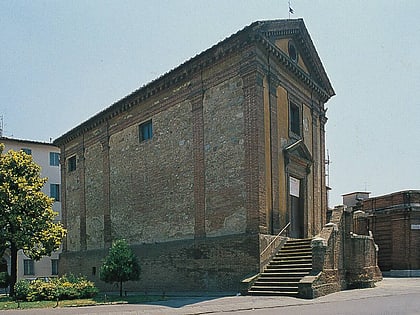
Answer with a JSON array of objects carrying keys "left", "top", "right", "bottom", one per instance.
[{"left": 1, "top": 0, "right": 419, "bottom": 206}]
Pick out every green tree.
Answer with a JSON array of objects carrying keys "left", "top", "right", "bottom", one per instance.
[
  {"left": 100, "top": 239, "right": 140, "bottom": 297},
  {"left": 0, "top": 144, "right": 66, "bottom": 296}
]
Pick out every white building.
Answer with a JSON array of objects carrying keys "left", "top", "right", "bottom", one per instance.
[{"left": 0, "top": 137, "right": 61, "bottom": 280}]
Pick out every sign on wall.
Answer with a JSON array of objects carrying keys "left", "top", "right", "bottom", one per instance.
[
  {"left": 290, "top": 176, "right": 300, "bottom": 197},
  {"left": 411, "top": 224, "right": 420, "bottom": 230}
]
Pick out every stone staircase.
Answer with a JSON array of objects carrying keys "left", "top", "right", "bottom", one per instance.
[{"left": 248, "top": 238, "right": 312, "bottom": 297}]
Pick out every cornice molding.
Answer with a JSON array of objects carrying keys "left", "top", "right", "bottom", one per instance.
[{"left": 54, "top": 19, "right": 334, "bottom": 146}]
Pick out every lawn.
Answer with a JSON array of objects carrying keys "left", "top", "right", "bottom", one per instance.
[{"left": 0, "top": 294, "right": 166, "bottom": 310}]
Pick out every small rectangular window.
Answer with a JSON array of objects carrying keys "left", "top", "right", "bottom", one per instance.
[
  {"left": 21, "top": 148, "right": 32, "bottom": 155},
  {"left": 51, "top": 259, "right": 59, "bottom": 275},
  {"left": 68, "top": 156, "right": 76, "bottom": 172},
  {"left": 290, "top": 102, "right": 301, "bottom": 136},
  {"left": 24, "top": 259, "right": 34, "bottom": 275},
  {"left": 50, "top": 184, "right": 60, "bottom": 201},
  {"left": 139, "top": 120, "right": 153, "bottom": 142},
  {"left": 50, "top": 152, "right": 60, "bottom": 166}
]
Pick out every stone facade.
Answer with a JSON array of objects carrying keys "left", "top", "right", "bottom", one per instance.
[{"left": 54, "top": 19, "right": 335, "bottom": 292}]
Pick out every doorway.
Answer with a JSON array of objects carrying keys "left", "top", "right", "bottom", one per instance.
[{"left": 289, "top": 176, "right": 304, "bottom": 238}]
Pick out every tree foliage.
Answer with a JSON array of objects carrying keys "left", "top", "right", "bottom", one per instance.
[
  {"left": 0, "top": 144, "right": 66, "bottom": 295},
  {"left": 100, "top": 239, "right": 140, "bottom": 296}
]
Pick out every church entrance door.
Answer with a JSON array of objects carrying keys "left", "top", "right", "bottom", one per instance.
[{"left": 290, "top": 176, "right": 304, "bottom": 238}]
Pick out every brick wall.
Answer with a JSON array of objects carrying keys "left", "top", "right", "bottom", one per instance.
[
  {"left": 363, "top": 191, "right": 420, "bottom": 271},
  {"left": 203, "top": 76, "right": 246, "bottom": 237},
  {"left": 299, "top": 206, "right": 382, "bottom": 298},
  {"left": 56, "top": 21, "right": 333, "bottom": 292},
  {"left": 59, "top": 234, "right": 259, "bottom": 293}
]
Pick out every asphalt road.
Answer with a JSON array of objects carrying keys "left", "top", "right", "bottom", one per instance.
[{"left": 2, "top": 278, "right": 420, "bottom": 315}]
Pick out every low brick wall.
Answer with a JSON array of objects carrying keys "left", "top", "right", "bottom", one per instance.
[{"left": 59, "top": 234, "right": 259, "bottom": 293}]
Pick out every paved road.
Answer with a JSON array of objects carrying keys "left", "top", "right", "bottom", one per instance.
[{"left": 2, "top": 278, "right": 420, "bottom": 315}]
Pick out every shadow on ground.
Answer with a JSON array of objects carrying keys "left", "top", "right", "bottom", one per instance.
[{"left": 143, "top": 294, "right": 236, "bottom": 308}]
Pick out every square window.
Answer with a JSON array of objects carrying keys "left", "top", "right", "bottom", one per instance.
[
  {"left": 68, "top": 156, "right": 76, "bottom": 172},
  {"left": 50, "top": 152, "right": 60, "bottom": 166},
  {"left": 51, "top": 259, "right": 58, "bottom": 275},
  {"left": 290, "top": 102, "right": 301, "bottom": 136},
  {"left": 139, "top": 120, "right": 153, "bottom": 142},
  {"left": 50, "top": 184, "right": 60, "bottom": 201},
  {"left": 21, "top": 148, "right": 32, "bottom": 155},
  {"left": 23, "top": 259, "right": 34, "bottom": 275}
]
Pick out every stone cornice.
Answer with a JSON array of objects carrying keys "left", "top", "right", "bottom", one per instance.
[{"left": 255, "top": 35, "right": 332, "bottom": 103}]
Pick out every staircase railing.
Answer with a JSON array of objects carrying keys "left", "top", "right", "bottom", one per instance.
[{"left": 260, "top": 222, "right": 290, "bottom": 258}]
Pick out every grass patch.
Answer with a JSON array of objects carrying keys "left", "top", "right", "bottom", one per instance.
[{"left": 0, "top": 294, "right": 165, "bottom": 310}]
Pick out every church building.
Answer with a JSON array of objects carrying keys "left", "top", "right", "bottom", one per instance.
[{"left": 54, "top": 19, "right": 335, "bottom": 292}]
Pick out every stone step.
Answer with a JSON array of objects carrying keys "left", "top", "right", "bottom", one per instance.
[
  {"left": 272, "top": 255, "right": 312, "bottom": 261},
  {"left": 261, "top": 272, "right": 310, "bottom": 278},
  {"left": 284, "top": 238, "right": 312, "bottom": 244},
  {"left": 253, "top": 281, "right": 300, "bottom": 287},
  {"left": 248, "top": 238, "right": 313, "bottom": 297},
  {"left": 247, "top": 290, "right": 299, "bottom": 297},
  {"left": 276, "top": 251, "right": 312, "bottom": 257},
  {"left": 280, "top": 247, "right": 312, "bottom": 252},
  {"left": 265, "top": 268, "right": 311, "bottom": 273},
  {"left": 266, "top": 263, "right": 312, "bottom": 269},
  {"left": 249, "top": 285, "right": 299, "bottom": 292},
  {"left": 256, "top": 276, "right": 303, "bottom": 282}
]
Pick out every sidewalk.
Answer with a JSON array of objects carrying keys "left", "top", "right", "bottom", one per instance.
[
  {"left": 2, "top": 278, "right": 420, "bottom": 314},
  {"left": 140, "top": 277, "right": 420, "bottom": 314}
]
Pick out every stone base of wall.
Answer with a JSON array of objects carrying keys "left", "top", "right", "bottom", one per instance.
[
  {"left": 59, "top": 234, "right": 259, "bottom": 293},
  {"left": 299, "top": 269, "right": 346, "bottom": 299}
]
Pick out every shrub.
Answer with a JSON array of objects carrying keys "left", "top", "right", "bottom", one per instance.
[
  {"left": 14, "top": 280, "right": 30, "bottom": 301},
  {"left": 13, "top": 274, "right": 98, "bottom": 301},
  {"left": 26, "top": 279, "right": 58, "bottom": 301}
]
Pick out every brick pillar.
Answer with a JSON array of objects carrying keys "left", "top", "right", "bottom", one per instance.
[
  {"left": 190, "top": 86, "right": 206, "bottom": 239},
  {"left": 320, "top": 110, "right": 328, "bottom": 230},
  {"left": 79, "top": 137, "right": 87, "bottom": 251},
  {"left": 100, "top": 125, "right": 112, "bottom": 248},
  {"left": 241, "top": 69, "right": 262, "bottom": 234},
  {"left": 312, "top": 237, "right": 327, "bottom": 273},
  {"left": 269, "top": 77, "right": 280, "bottom": 233}
]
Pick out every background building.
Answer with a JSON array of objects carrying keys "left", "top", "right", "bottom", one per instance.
[
  {"left": 54, "top": 19, "right": 335, "bottom": 292},
  {"left": 0, "top": 137, "right": 61, "bottom": 280},
  {"left": 363, "top": 190, "right": 420, "bottom": 277}
]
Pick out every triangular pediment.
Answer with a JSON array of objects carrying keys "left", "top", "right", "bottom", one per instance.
[
  {"left": 284, "top": 139, "right": 313, "bottom": 163},
  {"left": 251, "top": 19, "right": 335, "bottom": 101}
]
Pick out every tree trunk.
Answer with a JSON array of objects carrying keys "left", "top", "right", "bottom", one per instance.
[
  {"left": 9, "top": 243, "right": 18, "bottom": 297},
  {"left": 119, "top": 280, "right": 123, "bottom": 297}
]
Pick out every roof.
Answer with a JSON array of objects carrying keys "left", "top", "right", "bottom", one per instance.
[
  {"left": 54, "top": 19, "right": 334, "bottom": 146},
  {"left": 342, "top": 191, "right": 371, "bottom": 197},
  {"left": 0, "top": 136, "right": 57, "bottom": 147},
  {"left": 365, "top": 190, "right": 420, "bottom": 200}
]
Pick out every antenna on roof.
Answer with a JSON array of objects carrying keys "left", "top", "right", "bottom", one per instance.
[
  {"left": 288, "top": 0, "right": 294, "bottom": 19},
  {"left": 325, "top": 149, "right": 331, "bottom": 187}
]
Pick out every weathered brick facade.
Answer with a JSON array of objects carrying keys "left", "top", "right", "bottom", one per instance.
[
  {"left": 362, "top": 190, "right": 420, "bottom": 274},
  {"left": 54, "top": 19, "right": 335, "bottom": 292}
]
